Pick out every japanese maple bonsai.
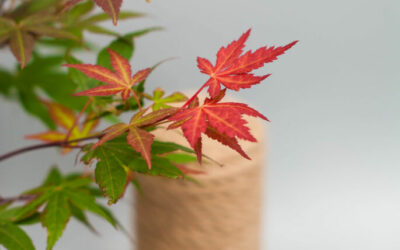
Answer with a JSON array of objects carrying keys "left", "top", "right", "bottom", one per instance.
[{"left": 0, "top": 0, "right": 296, "bottom": 249}]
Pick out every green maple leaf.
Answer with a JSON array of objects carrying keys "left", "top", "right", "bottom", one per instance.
[
  {"left": 148, "top": 88, "right": 187, "bottom": 111},
  {"left": 6, "top": 167, "right": 117, "bottom": 250},
  {"left": 81, "top": 135, "right": 196, "bottom": 204},
  {"left": 62, "top": 1, "right": 145, "bottom": 38},
  {"left": 0, "top": 222, "right": 35, "bottom": 250},
  {"left": 0, "top": 14, "right": 78, "bottom": 68},
  {"left": 0, "top": 204, "right": 35, "bottom": 250},
  {"left": 0, "top": 54, "right": 87, "bottom": 129}
]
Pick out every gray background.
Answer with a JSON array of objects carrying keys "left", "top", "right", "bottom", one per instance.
[{"left": 1, "top": 0, "right": 399, "bottom": 249}]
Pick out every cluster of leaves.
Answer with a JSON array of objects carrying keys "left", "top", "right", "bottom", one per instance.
[
  {"left": 0, "top": 0, "right": 296, "bottom": 249},
  {"left": 0, "top": 167, "right": 119, "bottom": 250},
  {"left": 169, "top": 29, "right": 297, "bottom": 162}
]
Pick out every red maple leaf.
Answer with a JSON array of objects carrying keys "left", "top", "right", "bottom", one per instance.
[
  {"left": 93, "top": 0, "right": 123, "bottom": 25},
  {"left": 169, "top": 90, "right": 267, "bottom": 162},
  {"left": 196, "top": 29, "right": 298, "bottom": 98},
  {"left": 64, "top": 49, "right": 150, "bottom": 106}
]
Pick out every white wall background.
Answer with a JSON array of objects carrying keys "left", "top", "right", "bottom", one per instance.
[{"left": 1, "top": 0, "right": 399, "bottom": 249}]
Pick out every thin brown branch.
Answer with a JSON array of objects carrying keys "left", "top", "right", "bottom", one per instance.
[
  {"left": 0, "top": 134, "right": 101, "bottom": 163},
  {"left": 0, "top": 194, "right": 37, "bottom": 206}
]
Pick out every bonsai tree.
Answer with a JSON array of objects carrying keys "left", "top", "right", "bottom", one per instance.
[{"left": 0, "top": 0, "right": 296, "bottom": 249}]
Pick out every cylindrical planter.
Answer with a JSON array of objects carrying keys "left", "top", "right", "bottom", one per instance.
[{"left": 134, "top": 117, "right": 265, "bottom": 250}]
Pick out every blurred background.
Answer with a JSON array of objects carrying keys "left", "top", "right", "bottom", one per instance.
[{"left": 0, "top": 0, "right": 399, "bottom": 249}]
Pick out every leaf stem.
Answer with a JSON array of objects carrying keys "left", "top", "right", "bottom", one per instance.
[
  {"left": 130, "top": 89, "right": 142, "bottom": 111},
  {"left": 181, "top": 83, "right": 207, "bottom": 109},
  {"left": 0, "top": 134, "right": 101, "bottom": 163}
]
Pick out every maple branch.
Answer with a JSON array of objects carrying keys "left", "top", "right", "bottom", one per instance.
[
  {"left": 65, "top": 99, "right": 91, "bottom": 141},
  {"left": 0, "top": 134, "right": 101, "bottom": 163},
  {"left": 181, "top": 83, "right": 207, "bottom": 109}
]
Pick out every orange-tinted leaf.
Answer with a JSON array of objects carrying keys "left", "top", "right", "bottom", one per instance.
[
  {"left": 92, "top": 123, "right": 129, "bottom": 149},
  {"left": 65, "top": 49, "right": 150, "bottom": 101},
  {"left": 9, "top": 30, "right": 34, "bottom": 69},
  {"left": 93, "top": 0, "right": 123, "bottom": 25},
  {"left": 73, "top": 84, "right": 125, "bottom": 97},
  {"left": 197, "top": 29, "right": 297, "bottom": 97},
  {"left": 45, "top": 102, "right": 76, "bottom": 131},
  {"left": 107, "top": 48, "right": 131, "bottom": 83},
  {"left": 26, "top": 103, "right": 99, "bottom": 151},
  {"left": 127, "top": 127, "right": 154, "bottom": 169},
  {"left": 81, "top": 113, "right": 101, "bottom": 135},
  {"left": 25, "top": 131, "right": 66, "bottom": 142},
  {"left": 64, "top": 64, "right": 125, "bottom": 86},
  {"left": 131, "top": 68, "right": 151, "bottom": 85}
]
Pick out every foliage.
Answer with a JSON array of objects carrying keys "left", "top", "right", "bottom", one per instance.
[{"left": 0, "top": 0, "right": 296, "bottom": 249}]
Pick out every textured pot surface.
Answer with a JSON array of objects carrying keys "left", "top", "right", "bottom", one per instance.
[{"left": 134, "top": 117, "right": 265, "bottom": 250}]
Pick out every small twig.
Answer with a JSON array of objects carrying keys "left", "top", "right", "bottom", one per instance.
[
  {"left": 0, "top": 194, "right": 37, "bottom": 206},
  {"left": 0, "top": 134, "right": 102, "bottom": 163}
]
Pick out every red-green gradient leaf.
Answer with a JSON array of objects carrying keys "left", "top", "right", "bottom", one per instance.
[
  {"left": 45, "top": 102, "right": 76, "bottom": 130},
  {"left": 93, "top": 0, "right": 123, "bottom": 25},
  {"left": 9, "top": 30, "right": 34, "bottom": 69},
  {"left": 130, "top": 108, "right": 178, "bottom": 127},
  {"left": 64, "top": 64, "right": 125, "bottom": 86},
  {"left": 127, "top": 127, "right": 154, "bottom": 169},
  {"left": 92, "top": 123, "right": 129, "bottom": 149},
  {"left": 131, "top": 68, "right": 151, "bottom": 85},
  {"left": 107, "top": 48, "right": 131, "bottom": 83},
  {"left": 73, "top": 84, "right": 125, "bottom": 97},
  {"left": 65, "top": 49, "right": 150, "bottom": 101},
  {"left": 25, "top": 103, "right": 99, "bottom": 149}
]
